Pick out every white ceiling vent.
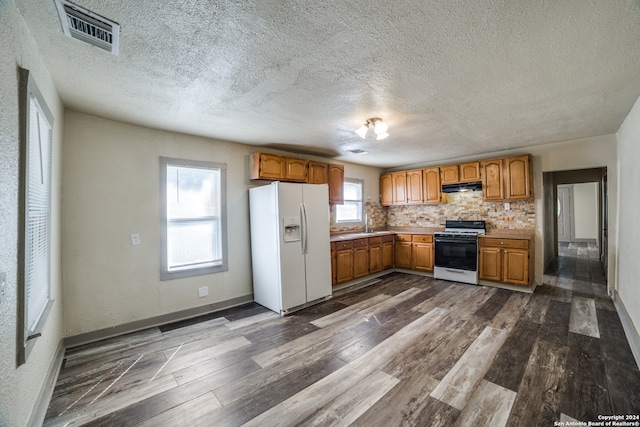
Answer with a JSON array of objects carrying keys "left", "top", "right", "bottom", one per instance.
[{"left": 55, "top": 0, "right": 119, "bottom": 55}]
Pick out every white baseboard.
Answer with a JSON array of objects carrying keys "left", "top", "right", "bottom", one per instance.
[
  {"left": 612, "top": 290, "right": 640, "bottom": 369},
  {"left": 65, "top": 294, "right": 254, "bottom": 348},
  {"left": 28, "top": 339, "right": 65, "bottom": 427}
]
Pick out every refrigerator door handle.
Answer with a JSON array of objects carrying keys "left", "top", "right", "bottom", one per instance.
[{"left": 301, "top": 203, "right": 309, "bottom": 254}]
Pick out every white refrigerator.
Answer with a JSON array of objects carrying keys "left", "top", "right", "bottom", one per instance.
[{"left": 249, "top": 182, "right": 332, "bottom": 314}]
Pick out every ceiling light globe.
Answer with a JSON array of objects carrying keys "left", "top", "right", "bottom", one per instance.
[
  {"left": 376, "top": 132, "right": 389, "bottom": 140},
  {"left": 374, "top": 121, "right": 388, "bottom": 134},
  {"left": 355, "top": 125, "right": 369, "bottom": 139}
]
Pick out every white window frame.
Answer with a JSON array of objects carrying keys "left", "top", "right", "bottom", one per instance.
[
  {"left": 334, "top": 178, "right": 364, "bottom": 225},
  {"left": 160, "top": 157, "right": 228, "bottom": 280},
  {"left": 17, "top": 68, "right": 54, "bottom": 365}
]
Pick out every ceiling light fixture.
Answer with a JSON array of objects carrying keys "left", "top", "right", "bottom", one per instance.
[{"left": 355, "top": 117, "right": 389, "bottom": 140}]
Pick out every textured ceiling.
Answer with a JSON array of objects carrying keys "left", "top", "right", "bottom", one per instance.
[{"left": 14, "top": 0, "right": 640, "bottom": 167}]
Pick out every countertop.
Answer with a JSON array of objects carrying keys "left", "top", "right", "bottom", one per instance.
[{"left": 330, "top": 227, "right": 534, "bottom": 242}]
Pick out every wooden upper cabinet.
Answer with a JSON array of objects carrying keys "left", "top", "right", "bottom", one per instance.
[
  {"left": 328, "top": 163, "right": 344, "bottom": 205},
  {"left": 392, "top": 171, "right": 407, "bottom": 204},
  {"left": 250, "top": 152, "right": 285, "bottom": 180},
  {"left": 423, "top": 167, "right": 441, "bottom": 204},
  {"left": 406, "top": 169, "right": 423, "bottom": 204},
  {"left": 481, "top": 159, "right": 504, "bottom": 201},
  {"left": 440, "top": 165, "right": 459, "bottom": 185},
  {"left": 285, "top": 157, "right": 308, "bottom": 182},
  {"left": 307, "top": 161, "right": 328, "bottom": 184},
  {"left": 459, "top": 162, "right": 481, "bottom": 182},
  {"left": 504, "top": 155, "right": 532, "bottom": 200},
  {"left": 481, "top": 155, "right": 532, "bottom": 201},
  {"left": 380, "top": 173, "right": 393, "bottom": 206}
]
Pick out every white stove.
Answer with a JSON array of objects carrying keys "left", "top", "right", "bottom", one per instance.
[{"left": 434, "top": 220, "right": 486, "bottom": 285}]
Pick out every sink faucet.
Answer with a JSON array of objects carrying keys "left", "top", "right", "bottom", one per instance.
[{"left": 365, "top": 214, "right": 373, "bottom": 233}]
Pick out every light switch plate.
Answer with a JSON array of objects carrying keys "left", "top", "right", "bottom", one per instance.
[
  {"left": 131, "top": 234, "right": 141, "bottom": 245},
  {"left": 0, "top": 272, "right": 6, "bottom": 304},
  {"left": 198, "top": 286, "right": 208, "bottom": 298}
]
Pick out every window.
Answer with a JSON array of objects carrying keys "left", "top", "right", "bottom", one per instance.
[
  {"left": 160, "top": 157, "right": 228, "bottom": 280},
  {"left": 18, "top": 68, "right": 54, "bottom": 364},
  {"left": 335, "top": 178, "right": 364, "bottom": 223}
]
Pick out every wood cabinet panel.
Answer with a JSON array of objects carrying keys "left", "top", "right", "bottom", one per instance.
[
  {"left": 440, "top": 165, "right": 459, "bottom": 185},
  {"left": 503, "top": 248, "right": 529, "bottom": 286},
  {"left": 285, "top": 157, "right": 308, "bottom": 182},
  {"left": 369, "top": 244, "right": 382, "bottom": 274},
  {"left": 412, "top": 242, "right": 433, "bottom": 272},
  {"left": 481, "top": 159, "right": 504, "bottom": 201},
  {"left": 380, "top": 174, "right": 393, "bottom": 206},
  {"left": 411, "top": 235, "right": 433, "bottom": 243},
  {"left": 504, "top": 155, "right": 532, "bottom": 199},
  {"left": 382, "top": 241, "right": 394, "bottom": 270},
  {"left": 353, "top": 247, "right": 369, "bottom": 279},
  {"left": 395, "top": 241, "right": 412, "bottom": 269},
  {"left": 392, "top": 171, "right": 407, "bottom": 204},
  {"left": 328, "top": 163, "right": 344, "bottom": 205},
  {"left": 331, "top": 243, "right": 337, "bottom": 285},
  {"left": 335, "top": 248, "right": 353, "bottom": 284},
  {"left": 250, "top": 152, "right": 285, "bottom": 180},
  {"left": 307, "top": 161, "right": 328, "bottom": 184},
  {"left": 459, "top": 162, "right": 481, "bottom": 182},
  {"left": 423, "top": 167, "right": 441, "bottom": 204},
  {"left": 406, "top": 169, "right": 423, "bottom": 204},
  {"left": 479, "top": 247, "right": 502, "bottom": 282}
]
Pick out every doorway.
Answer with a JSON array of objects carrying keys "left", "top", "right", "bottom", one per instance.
[{"left": 543, "top": 167, "right": 608, "bottom": 280}]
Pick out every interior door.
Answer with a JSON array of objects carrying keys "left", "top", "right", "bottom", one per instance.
[{"left": 557, "top": 185, "right": 573, "bottom": 242}]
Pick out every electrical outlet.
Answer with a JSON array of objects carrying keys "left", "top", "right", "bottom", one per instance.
[
  {"left": 131, "top": 234, "right": 141, "bottom": 245},
  {"left": 0, "top": 272, "right": 6, "bottom": 304},
  {"left": 504, "top": 202, "right": 510, "bottom": 211},
  {"left": 198, "top": 286, "right": 208, "bottom": 298}
]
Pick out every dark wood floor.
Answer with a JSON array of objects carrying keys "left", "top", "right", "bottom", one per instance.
[{"left": 44, "top": 242, "right": 640, "bottom": 426}]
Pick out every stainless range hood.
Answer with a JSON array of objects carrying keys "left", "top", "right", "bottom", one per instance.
[{"left": 441, "top": 181, "right": 483, "bottom": 193}]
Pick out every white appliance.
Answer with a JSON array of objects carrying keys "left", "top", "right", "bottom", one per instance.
[{"left": 249, "top": 182, "right": 332, "bottom": 314}]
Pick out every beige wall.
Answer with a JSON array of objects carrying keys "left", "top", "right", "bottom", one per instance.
[
  {"left": 573, "top": 182, "right": 598, "bottom": 240},
  {"left": 0, "top": 2, "right": 65, "bottom": 426},
  {"left": 61, "top": 111, "right": 380, "bottom": 338},
  {"left": 615, "top": 95, "right": 640, "bottom": 345}
]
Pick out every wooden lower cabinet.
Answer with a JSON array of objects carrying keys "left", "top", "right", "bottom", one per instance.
[
  {"left": 353, "top": 238, "right": 369, "bottom": 279},
  {"left": 334, "top": 240, "right": 354, "bottom": 285},
  {"left": 331, "top": 242, "right": 337, "bottom": 285},
  {"left": 395, "top": 235, "right": 413, "bottom": 269},
  {"left": 411, "top": 235, "right": 433, "bottom": 272},
  {"left": 369, "top": 237, "right": 383, "bottom": 274},
  {"left": 381, "top": 236, "right": 394, "bottom": 270},
  {"left": 478, "top": 237, "right": 533, "bottom": 286}
]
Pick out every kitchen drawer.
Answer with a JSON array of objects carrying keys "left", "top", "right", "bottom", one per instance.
[
  {"left": 479, "top": 237, "right": 529, "bottom": 249},
  {"left": 353, "top": 238, "right": 369, "bottom": 248},
  {"left": 335, "top": 241, "right": 353, "bottom": 251},
  {"left": 368, "top": 236, "right": 382, "bottom": 245},
  {"left": 412, "top": 234, "right": 433, "bottom": 243},
  {"left": 396, "top": 234, "right": 412, "bottom": 242},
  {"left": 382, "top": 235, "right": 394, "bottom": 243}
]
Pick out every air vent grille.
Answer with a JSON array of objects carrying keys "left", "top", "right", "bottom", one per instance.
[
  {"left": 348, "top": 149, "right": 368, "bottom": 155},
  {"left": 55, "top": 0, "right": 119, "bottom": 55}
]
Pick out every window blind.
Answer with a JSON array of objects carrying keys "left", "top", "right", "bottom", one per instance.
[
  {"left": 26, "top": 94, "right": 52, "bottom": 333},
  {"left": 166, "top": 165, "right": 222, "bottom": 271}
]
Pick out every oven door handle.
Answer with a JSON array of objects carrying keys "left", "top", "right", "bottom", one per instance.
[{"left": 435, "top": 238, "right": 477, "bottom": 244}]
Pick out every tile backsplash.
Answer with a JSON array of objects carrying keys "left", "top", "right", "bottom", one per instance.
[
  {"left": 330, "top": 190, "right": 535, "bottom": 233},
  {"left": 386, "top": 190, "right": 535, "bottom": 230}
]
